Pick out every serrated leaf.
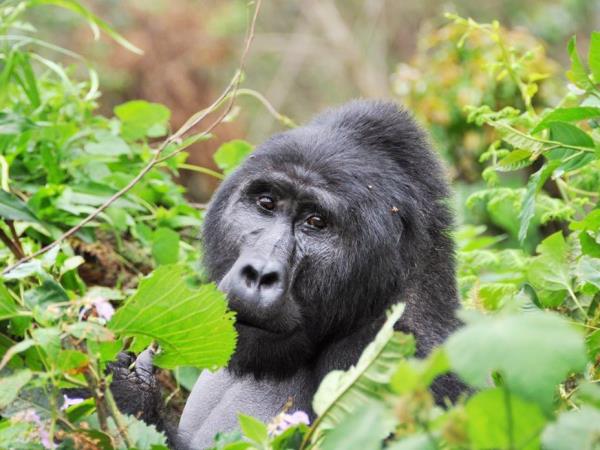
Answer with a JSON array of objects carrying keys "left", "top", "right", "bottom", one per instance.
[
  {"left": 491, "top": 120, "right": 544, "bottom": 153},
  {"left": 311, "top": 303, "right": 412, "bottom": 439},
  {"left": 532, "top": 107, "right": 600, "bottom": 133},
  {"left": 497, "top": 149, "right": 533, "bottom": 171},
  {"left": 108, "top": 264, "right": 236, "bottom": 369},
  {"left": 446, "top": 311, "right": 586, "bottom": 410}
]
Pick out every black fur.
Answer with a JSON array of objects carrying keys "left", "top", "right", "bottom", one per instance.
[{"left": 110, "top": 100, "right": 464, "bottom": 449}]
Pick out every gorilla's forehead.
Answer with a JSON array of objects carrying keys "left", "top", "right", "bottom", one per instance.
[{"left": 244, "top": 126, "right": 397, "bottom": 198}]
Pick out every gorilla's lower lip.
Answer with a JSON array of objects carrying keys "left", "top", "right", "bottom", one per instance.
[{"left": 235, "top": 319, "right": 292, "bottom": 336}]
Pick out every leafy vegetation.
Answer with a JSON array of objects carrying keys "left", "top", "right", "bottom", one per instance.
[{"left": 1, "top": 2, "right": 600, "bottom": 449}]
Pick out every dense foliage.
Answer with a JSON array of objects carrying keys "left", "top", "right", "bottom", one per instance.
[{"left": 1, "top": 2, "right": 600, "bottom": 449}]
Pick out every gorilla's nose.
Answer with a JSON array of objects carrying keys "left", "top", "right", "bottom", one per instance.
[{"left": 229, "top": 257, "right": 286, "bottom": 308}]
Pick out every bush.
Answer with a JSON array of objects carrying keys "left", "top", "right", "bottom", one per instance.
[{"left": 1, "top": 4, "right": 600, "bottom": 450}]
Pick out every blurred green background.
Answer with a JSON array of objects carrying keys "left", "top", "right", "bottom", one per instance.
[{"left": 27, "top": 0, "right": 600, "bottom": 200}]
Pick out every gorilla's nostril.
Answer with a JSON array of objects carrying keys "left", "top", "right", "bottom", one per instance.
[
  {"left": 259, "top": 271, "right": 279, "bottom": 289},
  {"left": 241, "top": 265, "right": 259, "bottom": 288}
]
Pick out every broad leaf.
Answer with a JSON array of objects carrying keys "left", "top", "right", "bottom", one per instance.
[
  {"left": 446, "top": 311, "right": 586, "bottom": 410},
  {"left": 114, "top": 100, "right": 171, "bottom": 141},
  {"left": 109, "top": 264, "right": 237, "bottom": 369},
  {"left": 213, "top": 140, "right": 254, "bottom": 175},
  {"left": 321, "top": 402, "right": 394, "bottom": 450},
  {"left": 238, "top": 414, "right": 268, "bottom": 445},
  {"left": 311, "top": 303, "right": 412, "bottom": 439},
  {"left": 0, "top": 369, "right": 32, "bottom": 408},
  {"left": 152, "top": 228, "right": 180, "bottom": 265},
  {"left": 465, "top": 388, "right": 546, "bottom": 450},
  {"left": 542, "top": 406, "right": 600, "bottom": 450}
]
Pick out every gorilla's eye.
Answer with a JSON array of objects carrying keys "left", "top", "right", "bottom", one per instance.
[
  {"left": 306, "top": 214, "right": 326, "bottom": 229},
  {"left": 257, "top": 195, "right": 275, "bottom": 211}
]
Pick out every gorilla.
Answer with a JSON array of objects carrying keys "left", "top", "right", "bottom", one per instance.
[{"left": 110, "top": 100, "right": 463, "bottom": 449}]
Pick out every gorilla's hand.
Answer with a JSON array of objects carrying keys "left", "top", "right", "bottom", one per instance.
[{"left": 108, "top": 349, "right": 163, "bottom": 426}]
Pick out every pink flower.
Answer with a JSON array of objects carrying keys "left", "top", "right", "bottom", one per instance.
[
  {"left": 13, "top": 409, "right": 53, "bottom": 449},
  {"left": 61, "top": 394, "right": 85, "bottom": 410},
  {"left": 92, "top": 298, "right": 115, "bottom": 321},
  {"left": 268, "top": 410, "right": 310, "bottom": 436}
]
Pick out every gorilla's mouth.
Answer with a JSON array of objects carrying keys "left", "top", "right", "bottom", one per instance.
[{"left": 234, "top": 315, "right": 294, "bottom": 336}]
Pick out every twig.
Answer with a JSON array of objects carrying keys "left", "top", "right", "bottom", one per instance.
[
  {"left": 7, "top": 220, "right": 24, "bottom": 255},
  {"left": 0, "top": 225, "right": 24, "bottom": 259},
  {"left": 2, "top": 0, "right": 262, "bottom": 276}
]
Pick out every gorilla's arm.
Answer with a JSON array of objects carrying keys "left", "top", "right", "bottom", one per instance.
[{"left": 108, "top": 350, "right": 181, "bottom": 447}]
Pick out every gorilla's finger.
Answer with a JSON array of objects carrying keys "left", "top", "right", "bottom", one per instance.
[{"left": 135, "top": 348, "right": 156, "bottom": 378}]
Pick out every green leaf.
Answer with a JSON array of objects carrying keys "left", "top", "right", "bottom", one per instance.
[
  {"left": 321, "top": 402, "right": 395, "bottom": 450},
  {"left": 114, "top": 415, "right": 167, "bottom": 449},
  {"left": 31, "top": 327, "right": 61, "bottom": 361},
  {"left": 446, "top": 311, "right": 586, "bottom": 410},
  {"left": 84, "top": 133, "right": 130, "bottom": 156},
  {"left": 491, "top": 119, "right": 544, "bottom": 153},
  {"left": 576, "top": 256, "right": 600, "bottom": 290},
  {"left": 66, "top": 322, "right": 115, "bottom": 342},
  {"left": 0, "top": 190, "right": 39, "bottom": 223},
  {"left": 527, "top": 232, "right": 572, "bottom": 300},
  {"left": 0, "top": 282, "right": 20, "bottom": 321},
  {"left": 589, "top": 31, "right": 600, "bottom": 83},
  {"left": 0, "top": 369, "right": 32, "bottom": 408},
  {"left": 108, "top": 264, "right": 237, "bottom": 369},
  {"left": 465, "top": 388, "right": 546, "bottom": 450},
  {"left": 390, "top": 348, "right": 450, "bottom": 394},
  {"left": 387, "top": 434, "right": 438, "bottom": 450},
  {"left": 238, "top": 414, "right": 268, "bottom": 444},
  {"left": 114, "top": 100, "right": 171, "bottom": 141},
  {"left": 311, "top": 304, "right": 412, "bottom": 437},
  {"left": 56, "top": 350, "right": 89, "bottom": 372},
  {"left": 548, "top": 121, "right": 594, "bottom": 148},
  {"left": 542, "top": 406, "right": 600, "bottom": 450},
  {"left": 567, "top": 36, "right": 592, "bottom": 89},
  {"left": 213, "top": 140, "right": 254, "bottom": 175},
  {"left": 497, "top": 149, "right": 532, "bottom": 170},
  {"left": 31, "top": 0, "right": 143, "bottom": 55},
  {"left": 518, "top": 162, "right": 558, "bottom": 243},
  {"left": 532, "top": 107, "right": 600, "bottom": 133},
  {"left": 152, "top": 228, "right": 180, "bottom": 265}
]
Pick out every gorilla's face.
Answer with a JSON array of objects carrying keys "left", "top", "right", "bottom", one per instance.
[{"left": 202, "top": 126, "right": 410, "bottom": 378}]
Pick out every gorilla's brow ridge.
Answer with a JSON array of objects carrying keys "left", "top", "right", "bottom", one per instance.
[{"left": 244, "top": 170, "right": 347, "bottom": 218}]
